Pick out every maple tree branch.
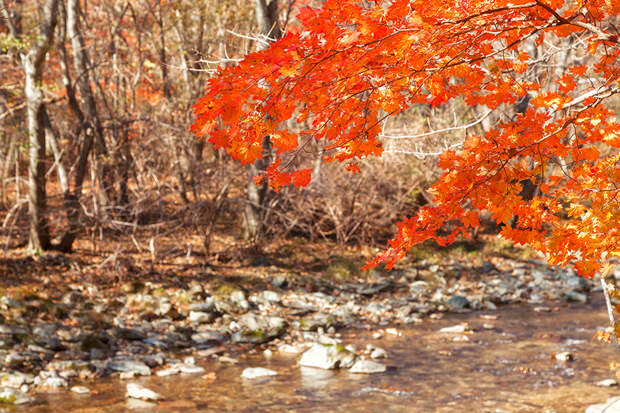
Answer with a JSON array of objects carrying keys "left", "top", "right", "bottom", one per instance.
[
  {"left": 226, "top": 29, "right": 271, "bottom": 47},
  {"left": 381, "top": 110, "right": 492, "bottom": 140},
  {"left": 446, "top": 2, "right": 538, "bottom": 25},
  {"left": 534, "top": 0, "right": 619, "bottom": 43}
]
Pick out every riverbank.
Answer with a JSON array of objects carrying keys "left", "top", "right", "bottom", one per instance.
[{"left": 0, "top": 240, "right": 617, "bottom": 406}]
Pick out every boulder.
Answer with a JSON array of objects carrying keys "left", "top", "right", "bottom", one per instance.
[
  {"left": 241, "top": 367, "right": 278, "bottom": 379},
  {"left": 126, "top": 383, "right": 162, "bottom": 401},
  {"left": 0, "top": 387, "right": 31, "bottom": 404},
  {"left": 349, "top": 360, "right": 387, "bottom": 374},
  {"left": 298, "top": 344, "right": 356, "bottom": 370}
]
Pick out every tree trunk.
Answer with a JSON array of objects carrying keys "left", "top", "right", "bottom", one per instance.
[
  {"left": 22, "top": 0, "right": 59, "bottom": 252},
  {"left": 243, "top": 0, "right": 281, "bottom": 242},
  {"left": 66, "top": 0, "right": 112, "bottom": 206}
]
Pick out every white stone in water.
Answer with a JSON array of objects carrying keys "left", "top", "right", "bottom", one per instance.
[
  {"left": 0, "top": 387, "right": 31, "bottom": 404},
  {"left": 370, "top": 348, "right": 388, "bottom": 360},
  {"left": 440, "top": 324, "right": 467, "bottom": 333},
  {"left": 183, "top": 356, "right": 196, "bottom": 365},
  {"left": 179, "top": 364, "right": 205, "bottom": 374},
  {"left": 597, "top": 379, "right": 618, "bottom": 387},
  {"left": 156, "top": 368, "right": 179, "bottom": 377},
  {"left": 241, "top": 367, "right": 278, "bottom": 379},
  {"left": 349, "top": 360, "right": 387, "bottom": 374},
  {"left": 586, "top": 396, "right": 620, "bottom": 413},
  {"left": 555, "top": 351, "right": 573, "bottom": 362},
  {"left": 70, "top": 386, "right": 90, "bottom": 394},
  {"left": 385, "top": 328, "right": 401, "bottom": 336},
  {"left": 297, "top": 344, "right": 354, "bottom": 370},
  {"left": 217, "top": 356, "right": 238, "bottom": 364},
  {"left": 126, "top": 383, "right": 162, "bottom": 401}
]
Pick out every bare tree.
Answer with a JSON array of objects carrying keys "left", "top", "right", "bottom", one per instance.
[{"left": 2, "top": 0, "right": 59, "bottom": 252}]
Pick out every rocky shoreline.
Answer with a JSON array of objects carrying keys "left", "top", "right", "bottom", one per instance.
[{"left": 0, "top": 255, "right": 613, "bottom": 405}]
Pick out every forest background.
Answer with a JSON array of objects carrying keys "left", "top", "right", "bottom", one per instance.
[{"left": 0, "top": 0, "right": 618, "bottom": 284}]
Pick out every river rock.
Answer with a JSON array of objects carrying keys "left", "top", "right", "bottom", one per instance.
[
  {"left": 440, "top": 324, "right": 468, "bottom": 333},
  {"left": 446, "top": 295, "right": 470, "bottom": 311},
  {"left": 191, "top": 331, "right": 225, "bottom": 345},
  {"left": 0, "top": 372, "right": 34, "bottom": 388},
  {"left": 370, "top": 347, "right": 388, "bottom": 360},
  {"left": 156, "top": 368, "right": 179, "bottom": 377},
  {"left": 597, "top": 379, "right": 618, "bottom": 387},
  {"left": 189, "top": 298, "right": 215, "bottom": 313},
  {"left": 189, "top": 311, "right": 215, "bottom": 324},
  {"left": 253, "top": 291, "right": 281, "bottom": 305},
  {"left": 555, "top": 351, "right": 573, "bottom": 362},
  {"left": 566, "top": 275, "right": 590, "bottom": 292},
  {"left": 232, "top": 314, "right": 286, "bottom": 344},
  {"left": 298, "top": 344, "right": 356, "bottom": 370},
  {"left": 70, "top": 386, "right": 90, "bottom": 394},
  {"left": 126, "top": 382, "right": 162, "bottom": 401},
  {"left": 178, "top": 364, "right": 205, "bottom": 374},
  {"left": 0, "top": 387, "right": 31, "bottom": 404},
  {"left": 350, "top": 360, "right": 387, "bottom": 374},
  {"left": 112, "top": 327, "right": 146, "bottom": 341},
  {"left": 108, "top": 359, "right": 152, "bottom": 376},
  {"left": 299, "top": 313, "right": 337, "bottom": 332},
  {"left": 586, "top": 397, "right": 620, "bottom": 413},
  {"left": 34, "top": 371, "right": 68, "bottom": 387},
  {"left": 241, "top": 367, "right": 278, "bottom": 379},
  {"left": 565, "top": 291, "right": 587, "bottom": 303},
  {"left": 270, "top": 276, "right": 288, "bottom": 289},
  {"left": 215, "top": 290, "right": 250, "bottom": 314}
]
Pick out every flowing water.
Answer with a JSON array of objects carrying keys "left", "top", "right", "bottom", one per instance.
[{"left": 12, "top": 297, "right": 620, "bottom": 412}]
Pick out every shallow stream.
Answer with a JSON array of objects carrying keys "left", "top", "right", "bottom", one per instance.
[{"left": 16, "top": 297, "right": 620, "bottom": 412}]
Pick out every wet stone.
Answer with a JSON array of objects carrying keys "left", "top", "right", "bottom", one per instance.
[
  {"left": 178, "top": 364, "right": 205, "bottom": 374},
  {"left": 298, "top": 344, "right": 356, "bottom": 370},
  {"left": 108, "top": 359, "right": 152, "bottom": 376},
  {"left": 370, "top": 347, "right": 388, "bottom": 360},
  {"left": 446, "top": 295, "right": 470, "bottom": 311},
  {"left": 440, "top": 324, "right": 468, "bottom": 333},
  {"left": 0, "top": 387, "right": 31, "bottom": 404},
  {"left": 156, "top": 368, "right": 179, "bottom": 377},
  {"left": 126, "top": 382, "right": 162, "bottom": 401},
  {"left": 597, "top": 379, "right": 618, "bottom": 387},
  {"left": 34, "top": 371, "right": 68, "bottom": 388},
  {"left": 566, "top": 276, "right": 591, "bottom": 292},
  {"left": 241, "top": 367, "right": 278, "bottom": 379},
  {"left": 555, "top": 351, "right": 573, "bottom": 362},
  {"left": 565, "top": 291, "right": 587, "bottom": 303},
  {"left": 350, "top": 360, "right": 387, "bottom": 374},
  {"left": 70, "top": 386, "right": 90, "bottom": 394},
  {"left": 586, "top": 397, "right": 620, "bottom": 413},
  {"left": 191, "top": 331, "right": 225, "bottom": 345},
  {"left": 0, "top": 372, "right": 34, "bottom": 388}
]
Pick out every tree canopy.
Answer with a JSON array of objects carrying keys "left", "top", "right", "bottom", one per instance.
[{"left": 192, "top": 0, "right": 620, "bottom": 277}]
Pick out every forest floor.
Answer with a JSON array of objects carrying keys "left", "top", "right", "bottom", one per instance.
[{"left": 0, "top": 227, "right": 612, "bottom": 405}]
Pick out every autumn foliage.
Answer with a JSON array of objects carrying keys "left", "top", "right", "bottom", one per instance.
[{"left": 192, "top": 0, "right": 620, "bottom": 277}]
